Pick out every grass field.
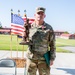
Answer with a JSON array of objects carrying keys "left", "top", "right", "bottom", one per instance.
[
  {"left": 0, "top": 34, "right": 75, "bottom": 52},
  {"left": 0, "top": 34, "right": 28, "bottom": 51},
  {"left": 56, "top": 37, "right": 75, "bottom": 52}
]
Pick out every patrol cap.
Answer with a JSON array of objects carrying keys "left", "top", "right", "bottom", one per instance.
[{"left": 35, "top": 7, "right": 46, "bottom": 13}]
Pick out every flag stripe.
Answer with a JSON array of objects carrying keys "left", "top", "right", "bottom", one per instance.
[
  {"left": 23, "top": 18, "right": 34, "bottom": 21},
  {"left": 11, "top": 24, "right": 24, "bottom": 29},
  {"left": 11, "top": 28, "right": 23, "bottom": 32},
  {"left": 11, "top": 32, "right": 23, "bottom": 36},
  {"left": 22, "top": 17, "right": 34, "bottom": 24},
  {"left": 11, "top": 24, "right": 24, "bottom": 35},
  {"left": 11, "top": 24, "right": 24, "bottom": 32}
]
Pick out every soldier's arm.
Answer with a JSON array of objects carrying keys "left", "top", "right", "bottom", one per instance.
[{"left": 49, "top": 28, "right": 56, "bottom": 61}]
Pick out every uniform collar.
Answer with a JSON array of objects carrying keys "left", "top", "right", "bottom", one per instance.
[{"left": 31, "top": 21, "right": 46, "bottom": 29}]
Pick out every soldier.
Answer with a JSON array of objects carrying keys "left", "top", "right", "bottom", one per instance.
[{"left": 26, "top": 7, "right": 56, "bottom": 75}]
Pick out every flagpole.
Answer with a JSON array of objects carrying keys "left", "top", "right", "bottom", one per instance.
[
  {"left": 22, "top": 45, "right": 24, "bottom": 58},
  {"left": 10, "top": 34, "right": 12, "bottom": 58},
  {"left": 16, "top": 35, "right": 18, "bottom": 57},
  {"left": 10, "top": 9, "right": 13, "bottom": 58},
  {"left": 21, "top": 10, "right": 27, "bottom": 58},
  {"left": 16, "top": 10, "right": 20, "bottom": 58}
]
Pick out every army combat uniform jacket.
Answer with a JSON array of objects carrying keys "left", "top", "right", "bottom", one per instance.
[{"left": 26, "top": 21, "right": 56, "bottom": 61}]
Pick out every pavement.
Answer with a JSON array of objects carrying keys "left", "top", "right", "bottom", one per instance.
[
  {"left": 0, "top": 50, "right": 75, "bottom": 75},
  {"left": 59, "top": 46, "right": 75, "bottom": 53}
]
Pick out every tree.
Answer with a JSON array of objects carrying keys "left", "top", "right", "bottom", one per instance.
[
  {"left": 64, "top": 31, "right": 69, "bottom": 34},
  {"left": 0, "top": 22, "right": 2, "bottom": 29}
]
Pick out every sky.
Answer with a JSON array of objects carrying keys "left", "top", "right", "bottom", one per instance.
[{"left": 0, "top": 0, "right": 75, "bottom": 33}]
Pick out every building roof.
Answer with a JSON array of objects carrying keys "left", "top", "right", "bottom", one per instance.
[
  {"left": 0, "top": 29, "right": 10, "bottom": 32},
  {"left": 61, "top": 34, "right": 72, "bottom": 37}
]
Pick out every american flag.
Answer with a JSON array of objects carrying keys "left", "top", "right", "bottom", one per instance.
[
  {"left": 11, "top": 13, "right": 24, "bottom": 36},
  {"left": 11, "top": 13, "right": 35, "bottom": 36}
]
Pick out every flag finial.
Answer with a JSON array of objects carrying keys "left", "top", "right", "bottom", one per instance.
[
  {"left": 24, "top": 10, "right": 27, "bottom": 17},
  {"left": 18, "top": 10, "right": 20, "bottom": 16},
  {"left": 11, "top": 9, "right": 13, "bottom": 14}
]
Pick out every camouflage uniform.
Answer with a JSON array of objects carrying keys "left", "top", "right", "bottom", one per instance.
[{"left": 26, "top": 21, "right": 56, "bottom": 75}]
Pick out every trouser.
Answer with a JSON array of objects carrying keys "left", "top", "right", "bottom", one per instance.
[{"left": 26, "top": 59, "right": 50, "bottom": 75}]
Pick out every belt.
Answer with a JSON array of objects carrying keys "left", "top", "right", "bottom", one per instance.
[{"left": 29, "top": 57, "right": 45, "bottom": 61}]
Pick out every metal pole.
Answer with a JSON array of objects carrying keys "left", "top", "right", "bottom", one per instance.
[{"left": 10, "top": 9, "right": 13, "bottom": 58}]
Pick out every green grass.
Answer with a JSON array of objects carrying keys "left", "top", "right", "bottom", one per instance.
[
  {"left": 0, "top": 34, "right": 75, "bottom": 52},
  {"left": 56, "top": 38, "right": 75, "bottom": 47},
  {"left": 0, "top": 34, "right": 28, "bottom": 51},
  {"left": 56, "top": 38, "right": 75, "bottom": 53}
]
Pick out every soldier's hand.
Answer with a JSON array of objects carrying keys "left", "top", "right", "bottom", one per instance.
[{"left": 50, "top": 60, "right": 54, "bottom": 66}]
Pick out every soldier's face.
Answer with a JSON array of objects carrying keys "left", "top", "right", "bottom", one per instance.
[{"left": 34, "top": 12, "right": 46, "bottom": 21}]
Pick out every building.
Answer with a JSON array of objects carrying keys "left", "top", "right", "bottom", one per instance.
[
  {"left": 0, "top": 28, "right": 11, "bottom": 34},
  {"left": 54, "top": 30, "right": 65, "bottom": 38},
  {"left": 60, "top": 33, "right": 75, "bottom": 39}
]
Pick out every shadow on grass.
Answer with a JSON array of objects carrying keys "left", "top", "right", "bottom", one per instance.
[{"left": 57, "top": 68, "right": 75, "bottom": 75}]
